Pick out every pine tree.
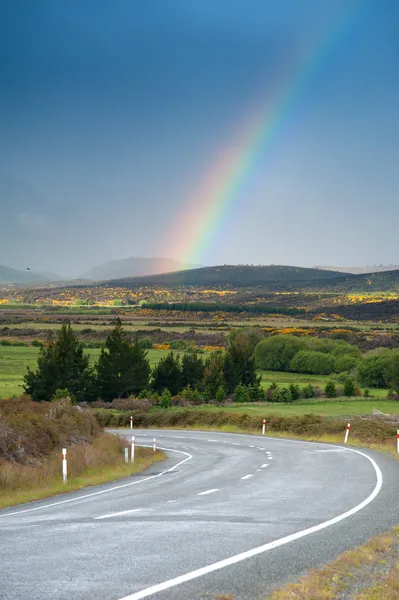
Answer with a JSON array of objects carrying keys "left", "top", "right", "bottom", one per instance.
[
  {"left": 96, "top": 319, "right": 150, "bottom": 401},
  {"left": 24, "top": 324, "right": 94, "bottom": 402},
  {"left": 202, "top": 351, "right": 226, "bottom": 398},
  {"left": 159, "top": 388, "right": 172, "bottom": 408},
  {"left": 151, "top": 352, "right": 182, "bottom": 396},
  {"left": 324, "top": 380, "right": 337, "bottom": 398},
  {"left": 223, "top": 332, "right": 261, "bottom": 393},
  {"left": 181, "top": 353, "right": 205, "bottom": 389}
]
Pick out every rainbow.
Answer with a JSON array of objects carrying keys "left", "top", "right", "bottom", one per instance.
[{"left": 160, "top": 3, "right": 371, "bottom": 267}]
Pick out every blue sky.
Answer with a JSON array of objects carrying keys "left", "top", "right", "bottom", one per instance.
[{"left": 1, "top": 0, "right": 398, "bottom": 275}]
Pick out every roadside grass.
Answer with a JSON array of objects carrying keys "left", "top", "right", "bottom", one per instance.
[
  {"left": 165, "top": 400, "right": 399, "bottom": 417},
  {"left": 265, "top": 527, "right": 399, "bottom": 600},
  {"left": 0, "top": 433, "right": 166, "bottom": 509}
]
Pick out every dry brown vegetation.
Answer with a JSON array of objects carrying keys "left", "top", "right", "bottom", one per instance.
[
  {"left": 0, "top": 396, "right": 165, "bottom": 508},
  {"left": 94, "top": 407, "right": 397, "bottom": 445},
  {"left": 266, "top": 527, "right": 399, "bottom": 600}
]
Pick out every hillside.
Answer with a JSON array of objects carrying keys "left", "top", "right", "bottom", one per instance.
[
  {"left": 97, "top": 264, "right": 399, "bottom": 292},
  {"left": 315, "top": 265, "right": 399, "bottom": 274},
  {"left": 80, "top": 256, "right": 201, "bottom": 281},
  {"left": 0, "top": 265, "right": 50, "bottom": 285},
  {"left": 99, "top": 264, "right": 345, "bottom": 290}
]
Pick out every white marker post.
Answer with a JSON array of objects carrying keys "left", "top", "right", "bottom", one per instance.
[
  {"left": 153, "top": 438, "right": 157, "bottom": 452},
  {"left": 344, "top": 423, "right": 351, "bottom": 444},
  {"left": 62, "top": 448, "right": 67, "bottom": 484},
  {"left": 130, "top": 416, "right": 133, "bottom": 430},
  {"left": 131, "top": 436, "right": 135, "bottom": 463},
  {"left": 262, "top": 419, "right": 266, "bottom": 436},
  {"left": 124, "top": 448, "right": 129, "bottom": 464},
  {"left": 397, "top": 430, "right": 399, "bottom": 455}
]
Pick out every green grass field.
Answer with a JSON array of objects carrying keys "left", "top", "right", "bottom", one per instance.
[
  {"left": 0, "top": 345, "right": 394, "bottom": 417},
  {"left": 259, "top": 370, "right": 387, "bottom": 397},
  {"left": 166, "top": 400, "right": 399, "bottom": 417}
]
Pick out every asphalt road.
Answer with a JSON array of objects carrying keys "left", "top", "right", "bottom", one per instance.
[{"left": 1, "top": 429, "right": 399, "bottom": 600}]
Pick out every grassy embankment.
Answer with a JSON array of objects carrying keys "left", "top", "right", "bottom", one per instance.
[
  {"left": 0, "top": 345, "right": 390, "bottom": 400},
  {"left": 264, "top": 527, "right": 399, "bottom": 600},
  {"left": 0, "top": 397, "right": 166, "bottom": 509},
  {"left": 94, "top": 405, "right": 399, "bottom": 455}
]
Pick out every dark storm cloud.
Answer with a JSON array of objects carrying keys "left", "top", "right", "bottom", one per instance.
[{"left": 0, "top": 0, "right": 398, "bottom": 274}]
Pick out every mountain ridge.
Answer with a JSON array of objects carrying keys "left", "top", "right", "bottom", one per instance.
[{"left": 80, "top": 256, "right": 201, "bottom": 281}]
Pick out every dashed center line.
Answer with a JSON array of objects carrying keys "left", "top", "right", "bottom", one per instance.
[
  {"left": 94, "top": 508, "right": 142, "bottom": 520},
  {"left": 240, "top": 474, "right": 253, "bottom": 480},
  {"left": 261, "top": 464, "right": 268, "bottom": 468},
  {"left": 197, "top": 489, "right": 219, "bottom": 496},
  {"left": 232, "top": 443, "right": 240, "bottom": 446}
]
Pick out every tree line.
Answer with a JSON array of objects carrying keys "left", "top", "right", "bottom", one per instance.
[
  {"left": 24, "top": 320, "right": 262, "bottom": 403},
  {"left": 144, "top": 302, "right": 303, "bottom": 315}
]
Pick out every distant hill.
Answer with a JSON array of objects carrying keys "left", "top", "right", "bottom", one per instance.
[
  {"left": 80, "top": 257, "right": 201, "bottom": 281},
  {"left": 96, "top": 264, "right": 399, "bottom": 292},
  {"left": 0, "top": 265, "right": 50, "bottom": 285},
  {"left": 315, "top": 265, "right": 399, "bottom": 275},
  {"left": 98, "top": 264, "right": 345, "bottom": 289}
]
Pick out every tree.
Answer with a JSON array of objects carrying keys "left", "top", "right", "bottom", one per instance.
[
  {"left": 24, "top": 324, "right": 94, "bottom": 402},
  {"left": 215, "top": 385, "right": 227, "bottom": 403},
  {"left": 96, "top": 320, "right": 150, "bottom": 401},
  {"left": 288, "top": 383, "right": 300, "bottom": 401},
  {"left": 202, "top": 351, "right": 226, "bottom": 398},
  {"left": 343, "top": 378, "right": 356, "bottom": 397},
  {"left": 234, "top": 382, "right": 248, "bottom": 403},
  {"left": 382, "top": 351, "right": 399, "bottom": 392},
  {"left": 290, "top": 350, "right": 334, "bottom": 375},
  {"left": 152, "top": 352, "right": 182, "bottom": 396},
  {"left": 181, "top": 353, "right": 205, "bottom": 389},
  {"left": 254, "top": 335, "right": 306, "bottom": 371},
  {"left": 357, "top": 351, "right": 399, "bottom": 389},
  {"left": 324, "top": 380, "right": 336, "bottom": 398},
  {"left": 271, "top": 386, "right": 292, "bottom": 403},
  {"left": 303, "top": 384, "right": 315, "bottom": 398},
  {"left": 224, "top": 331, "right": 261, "bottom": 393}
]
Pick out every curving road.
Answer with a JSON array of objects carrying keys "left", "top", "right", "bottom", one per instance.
[{"left": 1, "top": 430, "right": 399, "bottom": 600}]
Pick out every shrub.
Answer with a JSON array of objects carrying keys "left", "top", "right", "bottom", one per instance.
[
  {"left": 271, "top": 387, "right": 292, "bottom": 403},
  {"left": 343, "top": 378, "right": 356, "bottom": 397},
  {"left": 52, "top": 388, "right": 76, "bottom": 404},
  {"left": 254, "top": 335, "right": 306, "bottom": 371},
  {"left": 288, "top": 383, "right": 300, "bottom": 401},
  {"left": 290, "top": 350, "right": 334, "bottom": 375},
  {"left": 364, "top": 389, "right": 370, "bottom": 397},
  {"left": 324, "top": 380, "right": 337, "bottom": 398},
  {"left": 215, "top": 385, "right": 227, "bottom": 403},
  {"left": 139, "top": 338, "right": 153, "bottom": 349},
  {"left": 159, "top": 388, "right": 172, "bottom": 409},
  {"left": 234, "top": 383, "right": 248, "bottom": 403},
  {"left": 31, "top": 340, "right": 43, "bottom": 348},
  {"left": 302, "top": 384, "right": 315, "bottom": 398}
]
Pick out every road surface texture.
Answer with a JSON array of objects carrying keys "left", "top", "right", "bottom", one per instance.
[{"left": 1, "top": 429, "right": 399, "bottom": 600}]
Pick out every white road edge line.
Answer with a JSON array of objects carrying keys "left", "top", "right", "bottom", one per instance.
[
  {"left": 197, "top": 489, "right": 219, "bottom": 496},
  {"left": 95, "top": 508, "right": 142, "bottom": 520},
  {"left": 240, "top": 474, "right": 253, "bottom": 480},
  {"left": 0, "top": 446, "right": 192, "bottom": 519},
  {"left": 117, "top": 446, "right": 383, "bottom": 600}
]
